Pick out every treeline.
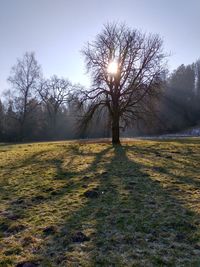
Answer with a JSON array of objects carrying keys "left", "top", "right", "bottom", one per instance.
[
  {"left": 0, "top": 52, "right": 200, "bottom": 142},
  {"left": 155, "top": 60, "right": 200, "bottom": 134},
  {"left": 0, "top": 52, "right": 110, "bottom": 141}
]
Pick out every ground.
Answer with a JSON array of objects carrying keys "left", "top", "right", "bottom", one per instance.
[{"left": 0, "top": 138, "right": 199, "bottom": 267}]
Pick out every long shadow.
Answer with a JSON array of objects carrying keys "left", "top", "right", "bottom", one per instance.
[
  {"left": 1, "top": 144, "right": 114, "bottom": 261},
  {"left": 126, "top": 142, "right": 200, "bottom": 189},
  {"left": 27, "top": 145, "right": 114, "bottom": 265},
  {"left": 1, "top": 141, "right": 199, "bottom": 265},
  {"left": 91, "top": 146, "right": 199, "bottom": 266},
  {"left": 157, "top": 138, "right": 200, "bottom": 145},
  {"left": 33, "top": 144, "right": 200, "bottom": 266}
]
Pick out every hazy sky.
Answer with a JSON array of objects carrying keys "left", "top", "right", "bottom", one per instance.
[{"left": 0, "top": 0, "right": 200, "bottom": 94}]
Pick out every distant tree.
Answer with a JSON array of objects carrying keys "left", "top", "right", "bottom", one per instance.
[
  {"left": 169, "top": 64, "right": 195, "bottom": 96},
  {"left": 79, "top": 23, "right": 167, "bottom": 144},
  {"left": 195, "top": 59, "right": 200, "bottom": 97},
  {"left": 8, "top": 52, "right": 42, "bottom": 140},
  {"left": 3, "top": 99, "right": 19, "bottom": 141},
  {"left": 0, "top": 99, "right": 5, "bottom": 139},
  {"left": 154, "top": 61, "right": 200, "bottom": 134},
  {"left": 38, "top": 75, "right": 71, "bottom": 136},
  {"left": 167, "top": 64, "right": 197, "bottom": 125}
]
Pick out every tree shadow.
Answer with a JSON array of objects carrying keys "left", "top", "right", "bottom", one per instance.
[
  {"left": 126, "top": 142, "right": 200, "bottom": 193},
  {"left": 1, "top": 141, "right": 199, "bottom": 266},
  {"left": 33, "top": 144, "right": 200, "bottom": 266},
  {"left": 155, "top": 138, "right": 200, "bottom": 145}
]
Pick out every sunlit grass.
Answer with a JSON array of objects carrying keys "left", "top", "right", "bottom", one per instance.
[{"left": 0, "top": 139, "right": 199, "bottom": 266}]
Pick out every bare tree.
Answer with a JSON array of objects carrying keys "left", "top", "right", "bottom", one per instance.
[
  {"left": 8, "top": 52, "right": 41, "bottom": 139},
  {"left": 0, "top": 99, "right": 5, "bottom": 139},
  {"left": 38, "top": 75, "right": 71, "bottom": 134},
  {"left": 80, "top": 23, "right": 167, "bottom": 144}
]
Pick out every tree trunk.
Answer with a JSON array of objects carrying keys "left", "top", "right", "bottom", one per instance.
[
  {"left": 112, "top": 115, "right": 120, "bottom": 145},
  {"left": 19, "top": 122, "right": 24, "bottom": 141},
  {"left": 19, "top": 115, "right": 26, "bottom": 141}
]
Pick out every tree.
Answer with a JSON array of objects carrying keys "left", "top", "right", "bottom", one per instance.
[
  {"left": 38, "top": 75, "right": 71, "bottom": 136},
  {"left": 3, "top": 99, "right": 20, "bottom": 141},
  {"left": 152, "top": 60, "right": 200, "bottom": 135},
  {"left": 194, "top": 59, "right": 200, "bottom": 97},
  {"left": 8, "top": 52, "right": 42, "bottom": 140},
  {"left": 0, "top": 99, "right": 5, "bottom": 140},
  {"left": 167, "top": 64, "right": 197, "bottom": 126},
  {"left": 80, "top": 23, "right": 167, "bottom": 144}
]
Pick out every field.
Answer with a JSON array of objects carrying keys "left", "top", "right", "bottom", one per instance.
[{"left": 0, "top": 138, "right": 200, "bottom": 267}]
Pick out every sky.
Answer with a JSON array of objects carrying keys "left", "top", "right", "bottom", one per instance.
[{"left": 0, "top": 0, "right": 200, "bottom": 95}]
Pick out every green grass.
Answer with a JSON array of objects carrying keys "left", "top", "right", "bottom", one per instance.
[{"left": 0, "top": 138, "right": 199, "bottom": 266}]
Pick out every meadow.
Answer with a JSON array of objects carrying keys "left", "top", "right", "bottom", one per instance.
[{"left": 0, "top": 138, "right": 199, "bottom": 266}]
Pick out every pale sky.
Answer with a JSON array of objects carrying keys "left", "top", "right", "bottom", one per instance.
[{"left": 0, "top": 0, "right": 200, "bottom": 94}]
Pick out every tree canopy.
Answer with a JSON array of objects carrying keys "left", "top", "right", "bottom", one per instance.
[{"left": 79, "top": 23, "right": 167, "bottom": 144}]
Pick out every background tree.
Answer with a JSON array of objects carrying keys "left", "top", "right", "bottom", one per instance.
[
  {"left": 157, "top": 63, "right": 200, "bottom": 133},
  {"left": 168, "top": 64, "right": 196, "bottom": 123},
  {"left": 0, "top": 99, "right": 5, "bottom": 140},
  {"left": 80, "top": 23, "right": 167, "bottom": 144},
  {"left": 8, "top": 52, "right": 42, "bottom": 140},
  {"left": 38, "top": 75, "right": 71, "bottom": 137},
  {"left": 194, "top": 59, "right": 200, "bottom": 97},
  {"left": 3, "top": 99, "right": 19, "bottom": 141}
]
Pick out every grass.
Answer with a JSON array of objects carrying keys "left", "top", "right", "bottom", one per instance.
[{"left": 0, "top": 138, "right": 199, "bottom": 266}]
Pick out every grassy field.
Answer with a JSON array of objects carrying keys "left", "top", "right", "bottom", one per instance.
[{"left": 0, "top": 138, "right": 200, "bottom": 267}]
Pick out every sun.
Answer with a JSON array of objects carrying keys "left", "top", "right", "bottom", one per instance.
[{"left": 107, "top": 61, "right": 118, "bottom": 75}]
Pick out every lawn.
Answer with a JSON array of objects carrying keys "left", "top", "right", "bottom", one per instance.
[{"left": 0, "top": 138, "right": 199, "bottom": 266}]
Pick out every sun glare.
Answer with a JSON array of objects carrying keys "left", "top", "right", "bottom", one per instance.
[{"left": 107, "top": 61, "right": 118, "bottom": 75}]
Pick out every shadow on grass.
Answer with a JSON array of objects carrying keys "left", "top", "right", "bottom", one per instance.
[
  {"left": 31, "top": 144, "right": 200, "bottom": 266},
  {"left": 0, "top": 141, "right": 199, "bottom": 266},
  {"left": 155, "top": 138, "right": 200, "bottom": 145}
]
